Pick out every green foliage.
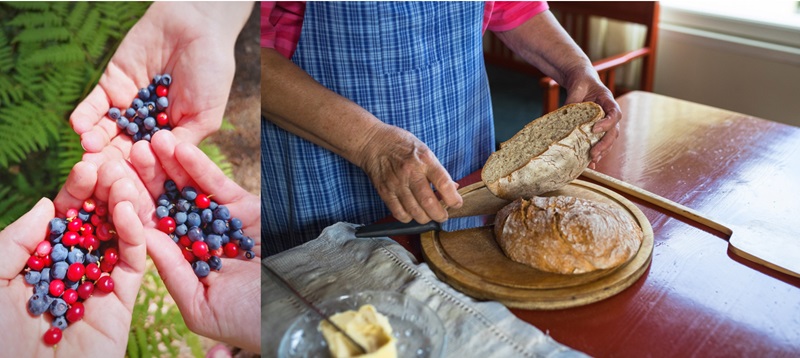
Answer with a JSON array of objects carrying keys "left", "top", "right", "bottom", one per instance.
[{"left": 127, "top": 260, "right": 204, "bottom": 358}]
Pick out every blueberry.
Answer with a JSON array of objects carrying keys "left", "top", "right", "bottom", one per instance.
[
  {"left": 85, "top": 252, "right": 99, "bottom": 264},
  {"left": 65, "top": 279, "right": 79, "bottom": 291},
  {"left": 208, "top": 201, "right": 218, "bottom": 210},
  {"left": 67, "top": 249, "right": 85, "bottom": 265},
  {"left": 181, "top": 186, "right": 197, "bottom": 201},
  {"left": 211, "top": 220, "right": 227, "bottom": 235},
  {"left": 156, "top": 97, "right": 168, "bottom": 111},
  {"left": 51, "top": 244, "right": 68, "bottom": 262},
  {"left": 213, "top": 206, "right": 230, "bottom": 221},
  {"left": 147, "top": 83, "right": 156, "bottom": 94},
  {"left": 239, "top": 236, "right": 255, "bottom": 251},
  {"left": 133, "top": 132, "right": 143, "bottom": 142},
  {"left": 40, "top": 268, "right": 51, "bottom": 283},
  {"left": 137, "top": 106, "right": 149, "bottom": 119},
  {"left": 245, "top": 250, "right": 256, "bottom": 259},
  {"left": 208, "top": 256, "right": 222, "bottom": 271},
  {"left": 28, "top": 294, "right": 50, "bottom": 316},
  {"left": 156, "top": 205, "right": 169, "bottom": 218},
  {"left": 127, "top": 122, "right": 139, "bottom": 136},
  {"left": 50, "top": 218, "right": 66, "bottom": 236},
  {"left": 192, "top": 260, "right": 210, "bottom": 278},
  {"left": 51, "top": 261, "right": 68, "bottom": 280},
  {"left": 132, "top": 98, "right": 144, "bottom": 110},
  {"left": 230, "top": 218, "right": 243, "bottom": 231},
  {"left": 143, "top": 116, "right": 156, "bottom": 130},
  {"left": 52, "top": 316, "right": 68, "bottom": 330},
  {"left": 34, "top": 281, "right": 50, "bottom": 295},
  {"left": 220, "top": 234, "right": 229, "bottom": 245},
  {"left": 188, "top": 227, "right": 204, "bottom": 242},
  {"left": 143, "top": 133, "right": 152, "bottom": 142},
  {"left": 176, "top": 199, "right": 190, "bottom": 212},
  {"left": 108, "top": 107, "right": 121, "bottom": 120},
  {"left": 50, "top": 233, "right": 63, "bottom": 244},
  {"left": 187, "top": 212, "right": 201, "bottom": 228},
  {"left": 125, "top": 107, "right": 137, "bottom": 118},
  {"left": 49, "top": 298, "right": 68, "bottom": 317},
  {"left": 201, "top": 209, "right": 213, "bottom": 224},
  {"left": 157, "top": 194, "right": 170, "bottom": 207},
  {"left": 206, "top": 234, "right": 222, "bottom": 250},
  {"left": 78, "top": 209, "right": 90, "bottom": 222},
  {"left": 24, "top": 270, "right": 41, "bottom": 285},
  {"left": 164, "top": 180, "right": 178, "bottom": 193},
  {"left": 171, "top": 235, "right": 180, "bottom": 243},
  {"left": 117, "top": 116, "right": 131, "bottom": 129},
  {"left": 230, "top": 229, "right": 244, "bottom": 241},
  {"left": 175, "top": 224, "right": 188, "bottom": 236},
  {"left": 160, "top": 74, "right": 172, "bottom": 86},
  {"left": 174, "top": 211, "right": 187, "bottom": 225},
  {"left": 145, "top": 101, "right": 156, "bottom": 112},
  {"left": 138, "top": 87, "right": 150, "bottom": 100},
  {"left": 153, "top": 74, "right": 162, "bottom": 85}
]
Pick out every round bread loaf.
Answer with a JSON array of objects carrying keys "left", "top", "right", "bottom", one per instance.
[
  {"left": 494, "top": 196, "right": 643, "bottom": 274},
  {"left": 482, "top": 102, "right": 605, "bottom": 200}
]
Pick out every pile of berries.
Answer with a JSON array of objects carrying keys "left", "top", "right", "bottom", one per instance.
[
  {"left": 107, "top": 73, "right": 172, "bottom": 143},
  {"left": 155, "top": 180, "right": 255, "bottom": 278},
  {"left": 23, "top": 199, "right": 119, "bottom": 346}
]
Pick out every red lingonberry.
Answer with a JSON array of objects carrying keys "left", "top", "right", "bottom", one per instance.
[
  {"left": 156, "top": 85, "right": 168, "bottom": 97},
  {"left": 156, "top": 112, "right": 169, "bottom": 126},
  {"left": 43, "top": 327, "right": 62, "bottom": 346},
  {"left": 178, "top": 236, "right": 192, "bottom": 248},
  {"left": 67, "top": 218, "right": 82, "bottom": 232},
  {"left": 96, "top": 276, "right": 115, "bottom": 293},
  {"left": 62, "top": 232, "right": 80, "bottom": 247},
  {"left": 83, "top": 198, "right": 96, "bottom": 213},
  {"left": 62, "top": 289, "right": 79, "bottom": 305},
  {"left": 27, "top": 256, "right": 45, "bottom": 271},
  {"left": 95, "top": 204, "right": 108, "bottom": 216},
  {"left": 81, "top": 234, "right": 99, "bottom": 252},
  {"left": 85, "top": 263, "right": 101, "bottom": 281},
  {"left": 41, "top": 254, "right": 52, "bottom": 267},
  {"left": 97, "top": 222, "right": 113, "bottom": 241},
  {"left": 66, "top": 208, "right": 79, "bottom": 219},
  {"left": 223, "top": 243, "right": 239, "bottom": 258},
  {"left": 191, "top": 241, "right": 209, "bottom": 258},
  {"left": 157, "top": 216, "right": 176, "bottom": 234},
  {"left": 77, "top": 281, "right": 94, "bottom": 300},
  {"left": 211, "top": 247, "right": 223, "bottom": 258},
  {"left": 195, "top": 194, "right": 210, "bottom": 209},
  {"left": 50, "top": 280, "right": 65, "bottom": 297},
  {"left": 90, "top": 214, "right": 102, "bottom": 226},
  {"left": 100, "top": 259, "right": 115, "bottom": 273},
  {"left": 104, "top": 247, "right": 119, "bottom": 265},
  {"left": 81, "top": 223, "right": 93, "bottom": 234},
  {"left": 66, "top": 302, "right": 84, "bottom": 322},
  {"left": 67, "top": 263, "right": 85, "bottom": 282},
  {"left": 36, "top": 241, "right": 52, "bottom": 257}
]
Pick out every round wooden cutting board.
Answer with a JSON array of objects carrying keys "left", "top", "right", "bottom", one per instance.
[{"left": 421, "top": 179, "right": 654, "bottom": 310}]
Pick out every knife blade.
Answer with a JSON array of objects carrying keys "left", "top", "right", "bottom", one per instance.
[
  {"left": 355, "top": 214, "right": 496, "bottom": 237},
  {"left": 264, "top": 265, "right": 368, "bottom": 354}
]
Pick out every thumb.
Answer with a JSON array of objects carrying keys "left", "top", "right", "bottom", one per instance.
[{"left": 0, "top": 198, "right": 55, "bottom": 279}]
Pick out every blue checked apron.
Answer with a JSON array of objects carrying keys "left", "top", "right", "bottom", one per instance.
[{"left": 262, "top": 2, "right": 494, "bottom": 255}]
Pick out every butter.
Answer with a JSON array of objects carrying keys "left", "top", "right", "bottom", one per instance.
[{"left": 319, "top": 304, "right": 397, "bottom": 358}]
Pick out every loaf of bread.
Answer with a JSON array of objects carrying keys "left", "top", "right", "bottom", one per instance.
[
  {"left": 482, "top": 102, "right": 605, "bottom": 200},
  {"left": 494, "top": 196, "right": 643, "bottom": 274}
]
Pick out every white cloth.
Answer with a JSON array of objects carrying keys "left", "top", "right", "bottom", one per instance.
[{"left": 262, "top": 222, "right": 587, "bottom": 358}]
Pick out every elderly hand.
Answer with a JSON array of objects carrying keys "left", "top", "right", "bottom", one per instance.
[{"left": 564, "top": 76, "right": 622, "bottom": 168}]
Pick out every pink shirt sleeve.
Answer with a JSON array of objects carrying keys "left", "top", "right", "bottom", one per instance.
[
  {"left": 484, "top": 1, "right": 549, "bottom": 33},
  {"left": 261, "top": 1, "right": 306, "bottom": 59}
]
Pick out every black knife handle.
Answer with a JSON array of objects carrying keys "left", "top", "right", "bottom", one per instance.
[{"left": 355, "top": 220, "right": 441, "bottom": 237}]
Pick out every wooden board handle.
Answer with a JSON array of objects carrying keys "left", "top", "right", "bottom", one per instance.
[{"left": 581, "top": 169, "right": 733, "bottom": 236}]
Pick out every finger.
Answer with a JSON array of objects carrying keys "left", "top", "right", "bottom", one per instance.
[
  {"left": 53, "top": 161, "right": 98, "bottom": 216},
  {"left": 379, "top": 188, "right": 411, "bottom": 223},
  {"left": 96, "top": 160, "right": 134, "bottom": 203},
  {"left": 409, "top": 177, "right": 447, "bottom": 222},
  {"left": 130, "top": 139, "right": 169, "bottom": 197},
  {"left": 144, "top": 229, "right": 203, "bottom": 312},
  {"left": 80, "top": 145, "right": 126, "bottom": 172},
  {"left": 108, "top": 181, "right": 147, "bottom": 306},
  {"left": 171, "top": 125, "right": 208, "bottom": 147},
  {"left": 397, "top": 186, "right": 431, "bottom": 224},
  {"left": 427, "top": 164, "right": 462, "bottom": 210},
  {"left": 592, "top": 99, "right": 622, "bottom": 133},
  {"left": 149, "top": 130, "right": 192, "bottom": 188},
  {"left": 590, "top": 123, "right": 619, "bottom": 161},
  {"left": 174, "top": 142, "right": 248, "bottom": 203},
  {"left": 70, "top": 85, "right": 111, "bottom": 136},
  {"left": 0, "top": 198, "right": 54, "bottom": 279}
]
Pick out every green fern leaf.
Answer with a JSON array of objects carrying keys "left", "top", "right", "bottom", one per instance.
[
  {"left": 12, "top": 27, "right": 71, "bottom": 44},
  {"left": 6, "top": 11, "right": 61, "bottom": 27},
  {"left": 199, "top": 141, "right": 234, "bottom": 179},
  {"left": 66, "top": 2, "right": 89, "bottom": 31},
  {"left": 3, "top": 2, "right": 50, "bottom": 10},
  {"left": 23, "top": 44, "right": 85, "bottom": 66}
]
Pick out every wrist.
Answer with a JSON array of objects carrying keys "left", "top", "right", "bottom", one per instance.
[{"left": 146, "top": 2, "right": 252, "bottom": 44}]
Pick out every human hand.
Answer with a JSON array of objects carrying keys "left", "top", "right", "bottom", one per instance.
[
  {"left": 564, "top": 77, "right": 622, "bottom": 168},
  {"left": 357, "top": 123, "right": 463, "bottom": 224},
  {"left": 0, "top": 161, "right": 146, "bottom": 356},
  {"left": 70, "top": 2, "right": 252, "bottom": 166},
  {"left": 118, "top": 130, "right": 261, "bottom": 352}
]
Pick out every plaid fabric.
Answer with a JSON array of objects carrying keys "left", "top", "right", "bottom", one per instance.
[{"left": 262, "top": 2, "right": 494, "bottom": 255}]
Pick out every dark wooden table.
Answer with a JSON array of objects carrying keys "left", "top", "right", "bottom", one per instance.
[{"left": 392, "top": 91, "right": 800, "bottom": 356}]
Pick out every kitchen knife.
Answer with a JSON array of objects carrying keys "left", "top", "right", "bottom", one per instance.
[{"left": 355, "top": 214, "right": 495, "bottom": 238}]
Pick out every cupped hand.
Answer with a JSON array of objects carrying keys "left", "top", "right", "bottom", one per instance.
[
  {"left": 70, "top": 2, "right": 252, "bottom": 167},
  {"left": 358, "top": 123, "right": 463, "bottom": 224},
  {"left": 117, "top": 130, "right": 260, "bottom": 352},
  {"left": 565, "top": 78, "right": 623, "bottom": 168},
  {"left": 0, "top": 161, "right": 146, "bottom": 357}
]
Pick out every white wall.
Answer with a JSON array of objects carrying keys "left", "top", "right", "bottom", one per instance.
[{"left": 653, "top": 6, "right": 800, "bottom": 127}]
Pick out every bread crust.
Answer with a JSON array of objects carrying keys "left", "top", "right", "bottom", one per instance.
[
  {"left": 494, "top": 196, "right": 643, "bottom": 274},
  {"left": 482, "top": 102, "right": 605, "bottom": 200}
]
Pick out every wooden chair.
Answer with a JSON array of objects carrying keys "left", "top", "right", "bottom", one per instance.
[{"left": 484, "top": 2, "right": 660, "bottom": 115}]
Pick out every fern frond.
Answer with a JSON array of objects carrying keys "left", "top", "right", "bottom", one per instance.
[
  {"left": 6, "top": 11, "right": 61, "bottom": 27},
  {"left": 12, "top": 27, "right": 71, "bottom": 44},
  {"left": 66, "top": 1, "right": 89, "bottom": 31},
  {"left": 56, "top": 125, "right": 83, "bottom": 184},
  {"left": 0, "top": 32, "right": 15, "bottom": 73},
  {"left": 4, "top": 2, "right": 49, "bottom": 10},
  {"left": 199, "top": 141, "right": 234, "bottom": 179},
  {"left": 23, "top": 44, "right": 85, "bottom": 66},
  {"left": 75, "top": 8, "right": 100, "bottom": 49}
]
